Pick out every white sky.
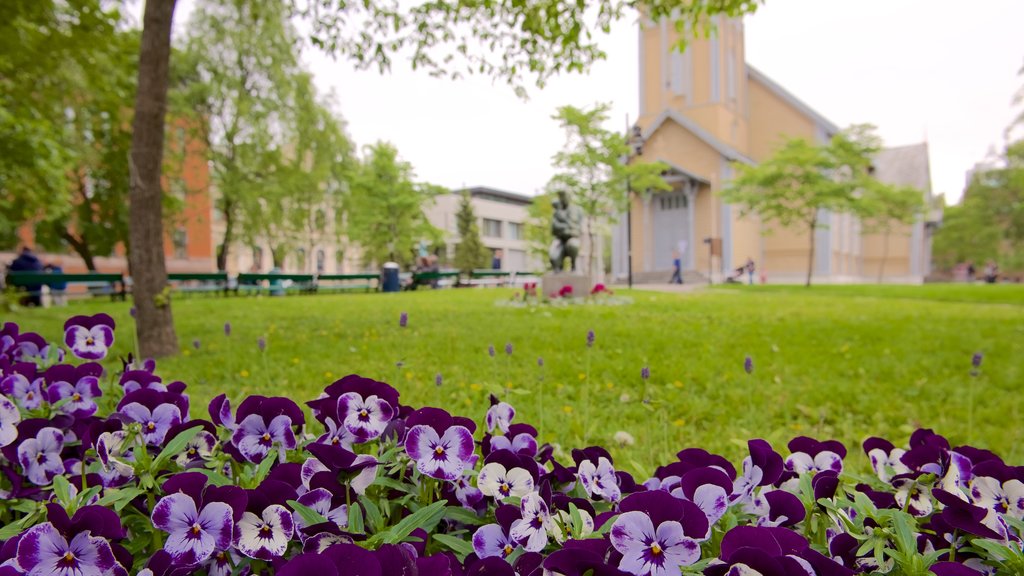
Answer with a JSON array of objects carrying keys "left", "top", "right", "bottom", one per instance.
[{"left": 167, "top": 0, "right": 1024, "bottom": 203}]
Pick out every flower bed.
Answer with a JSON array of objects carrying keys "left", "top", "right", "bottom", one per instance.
[{"left": 0, "top": 314, "right": 1019, "bottom": 575}]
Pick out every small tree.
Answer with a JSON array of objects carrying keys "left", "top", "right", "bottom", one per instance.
[
  {"left": 453, "top": 192, "right": 489, "bottom": 274},
  {"left": 549, "top": 103, "right": 669, "bottom": 276},
  {"left": 857, "top": 182, "right": 925, "bottom": 282},
  {"left": 721, "top": 126, "right": 881, "bottom": 286}
]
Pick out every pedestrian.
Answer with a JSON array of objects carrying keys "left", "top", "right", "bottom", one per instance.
[
  {"left": 967, "top": 262, "right": 976, "bottom": 283},
  {"left": 8, "top": 246, "right": 44, "bottom": 306},
  {"left": 44, "top": 261, "right": 67, "bottom": 306},
  {"left": 744, "top": 257, "right": 755, "bottom": 285},
  {"left": 984, "top": 261, "right": 999, "bottom": 284},
  {"left": 669, "top": 250, "right": 683, "bottom": 284},
  {"left": 492, "top": 248, "right": 503, "bottom": 270}
]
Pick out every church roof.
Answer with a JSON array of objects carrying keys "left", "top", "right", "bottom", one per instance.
[
  {"left": 641, "top": 109, "right": 755, "bottom": 165},
  {"left": 746, "top": 65, "right": 840, "bottom": 135},
  {"left": 873, "top": 143, "right": 932, "bottom": 195},
  {"left": 656, "top": 159, "right": 711, "bottom": 185}
]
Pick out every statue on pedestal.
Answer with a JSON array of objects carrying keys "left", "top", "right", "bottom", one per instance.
[{"left": 549, "top": 190, "right": 583, "bottom": 273}]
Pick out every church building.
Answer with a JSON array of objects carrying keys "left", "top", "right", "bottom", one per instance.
[{"left": 612, "top": 18, "right": 938, "bottom": 284}]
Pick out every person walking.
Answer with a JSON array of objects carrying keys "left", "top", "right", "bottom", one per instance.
[
  {"left": 669, "top": 250, "right": 683, "bottom": 284},
  {"left": 745, "top": 258, "right": 756, "bottom": 285}
]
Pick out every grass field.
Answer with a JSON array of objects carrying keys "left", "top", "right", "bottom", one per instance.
[{"left": 6, "top": 284, "right": 1023, "bottom": 476}]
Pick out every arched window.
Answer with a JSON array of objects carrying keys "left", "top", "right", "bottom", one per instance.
[{"left": 316, "top": 249, "right": 326, "bottom": 273}]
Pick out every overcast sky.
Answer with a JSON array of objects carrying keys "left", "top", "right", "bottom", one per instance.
[{"left": 169, "top": 0, "right": 1024, "bottom": 203}]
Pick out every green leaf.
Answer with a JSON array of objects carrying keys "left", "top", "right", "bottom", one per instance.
[
  {"left": 189, "top": 468, "right": 234, "bottom": 487},
  {"left": 443, "top": 506, "right": 485, "bottom": 526},
  {"left": 52, "top": 475, "right": 72, "bottom": 508},
  {"left": 0, "top": 511, "right": 40, "bottom": 540},
  {"left": 152, "top": 426, "right": 202, "bottom": 470},
  {"left": 369, "top": 500, "right": 447, "bottom": 545},
  {"left": 360, "top": 496, "right": 385, "bottom": 533},
  {"left": 432, "top": 533, "right": 474, "bottom": 559},
  {"left": 97, "top": 487, "right": 147, "bottom": 512},
  {"left": 372, "top": 476, "right": 416, "bottom": 494},
  {"left": 348, "top": 501, "right": 365, "bottom": 535},
  {"left": 568, "top": 502, "right": 583, "bottom": 539},
  {"left": 253, "top": 452, "right": 277, "bottom": 485},
  {"left": 288, "top": 499, "right": 329, "bottom": 526}
]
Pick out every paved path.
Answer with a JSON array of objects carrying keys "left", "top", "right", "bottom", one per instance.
[{"left": 626, "top": 283, "right": 710, "bottom": 294}]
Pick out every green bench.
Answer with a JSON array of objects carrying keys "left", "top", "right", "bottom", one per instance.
[
  {"left": 408, "top": 270, "right": 461, "bottom": 289},
  {"left": 168, "top": 272, "right": 230, "bottom": 296},
  {"left": 470, "top": 269, "right": 513, "bottom": 287},
  {"left": 6, "top": 272, "right": 126, "bottom": 301},
  {"left": 316, "top": 273, "right": 379, "bottom": 293},
  {"left": 236, "top": 273, "right": 316, "bottom": 296}
]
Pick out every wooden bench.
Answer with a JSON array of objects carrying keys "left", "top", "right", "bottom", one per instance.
[
  {"left": 316, "top": 273, "right": 379, "bottom": 293},
  {"left": 409, "top": 270, "right": 461, "bottom": 289},
  {"left": 6, "top": 272, "right": 127, "bottom": 301},
  {"left": 469, "top": 269, "right": 512, "bottom": 287},
  {"left": 168, "top": 272, "right": 230, "bottom": 296},
  {"left": 236, "top": 273, "right": 316, "bottom": 296}
]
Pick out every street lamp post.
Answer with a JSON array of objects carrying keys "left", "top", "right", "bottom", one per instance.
[{"left": 625, "top": 118, "right": 644, "bottom": 289}]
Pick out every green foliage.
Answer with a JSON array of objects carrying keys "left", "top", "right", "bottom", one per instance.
[
  {"left": 0, "top": 1, "right": 135, "bottom": 262},
  {"left": 346, "top": 142, "right": 441, "bottom": 269},
  {"left": 721, "top": 125, "right": 883, "bottom": 286},
  {"left": 525, "top": 191, "right": 556, "bottom": 266},
  {"left": 453, "top": 192, "right": 489, "bottom": 274},
  {"left": 856, "top": 182, "right": 927, "bottom": 282},
  {"left": 296, "top": 0, "right": 761, "bottom": 97},
  {"left": 549, "top": 103, "right": 669, "bottom": 274}
]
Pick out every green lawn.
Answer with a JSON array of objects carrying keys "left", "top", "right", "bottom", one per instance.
[{"left": 6, "top": 285, "right": 1023, "bottom": 476}]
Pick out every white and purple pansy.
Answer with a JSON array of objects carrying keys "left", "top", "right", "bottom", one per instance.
[
  {"left": 509, "top": 491, "right": 555, "bottom": 552},
  {"left": 0, "top": 363, "right": 44, "bottom": 410},
  {"left": 969, "top": 467, "right": 1024, "bottom": 520},
  {"left": 732, "top": 439, "right": 784, "bottom": 504},
  {"left": 303, "top": 444, "right": 380, "bottom": 496},
  {"left": 235, "top": 504, "right": 294, "bottom": 560},
  {"left": 609, "top": 491, "right": 708, "bottom": 576},
  {"left": 95, "top": 430, "right": 135, "bottom": 487},
  {"left": 577, "top": 456, "right": 622, "bottom": 503},
  {"left": 151, "top": 474, "right": 243, "bottom": 567},
  {"left": 478, "top": 462, "right": 535, "bottom": 501},
  {"left": 120, "top": 370, "right": 165, "bottom": 395},
  {"left": 0, "top": 392, "right": 20, "bottom": 448},
  {"left": 14, "top": 522, "right": 118, "bottom": 576},
  {"left": 117, "top": 390, "right": 183, "bottom": 446},
  {"left": 63, "top": 313, "right": 115, "bottom": 361},
  {"left": 44, "top": 363, "right": 103, "bottom": 418},
  {"left": 862, "top": 437, "right": 912, "bottom": 484},
  {"left": 403, "top": 407, "right": 476, "bottom": 482},
  {"left": 170, "top": 424, "right": 218, "bottom": 467},
  {"left": 306, "top": 374, "right": 400, "bottom": 431},
  {"left": 337, "top": 392, "right": 394, "bottom": 441},
  {"left": 316, "top": 417, "right": 355, "bottom": 450},
  {"left": 472, "top": 506, "right": 522, "bottom": 559},
  {"left": 453, "top": 467, "right": 484, "bottom": 508},
  {"left": 672, "top": 466, "right": 735, "bottom": 527},
  {"left": 485, "top": 397, "right": 515, "bottom": 434},
  {"left": 784, "top": 436, "right": 846, "bottom": 477},
  {"left": 230, "top": 396, "right": 303, "bottom": 463},
  {"left": 205, "top": 549, "right": 244, "bottom": 576},
  {"left": 294, "top": 487, "right": 348, "bottom": 534},
  {"left": 17, "top": 426, "right": 65, "bottom": 485}
]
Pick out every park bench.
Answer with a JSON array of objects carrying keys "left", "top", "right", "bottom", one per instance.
[
  {"left": 409, "top": 270, "right": 461, "bottom": 289},
  {"left": 236, "top": 273, "right": 316, "bottom": 296},
  {"left": 168, "top": 272, "right": 230, "bottom": 296},
  {"left": 6, "top": 271, "right": 127, "bottom": 301},
  {"left": 315, "top": 273, "right": 379, "bottom": 293},
  {"left": 469, "top": 269, "right": 512, "bottom": 287}
]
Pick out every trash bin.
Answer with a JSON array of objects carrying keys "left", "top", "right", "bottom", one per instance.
[
  {"left": 269, "top": 267, "right": 285, "bottom": 297},
  {"left": 382, "top": 262, "right": 400, "bottom": 293}
]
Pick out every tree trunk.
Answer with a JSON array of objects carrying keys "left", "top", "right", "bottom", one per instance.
[
  {"left": 805, "top": 221, "right": 816, "bottom": 287},
  {"left": 128, "top": 0, "right": 179, "bottom": 358},
  {"left": 216, "top": 203, "right": 234, "bottom": 271},
  {"left": 877, "top": 229, "right": 890, "bottom": 284},
  {"left": 60, "top": 230, "right": 97, "bottom": 272}
]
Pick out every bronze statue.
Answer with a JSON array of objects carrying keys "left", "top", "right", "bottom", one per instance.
[{"left": 549, "top": 190, "right": 583, "bottom": 272}]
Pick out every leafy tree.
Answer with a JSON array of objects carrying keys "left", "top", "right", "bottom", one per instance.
[
  {"left": 549, "top": 103, "right": 669, "bottom": 275},
  {"left": 856, "top": 182, "right": 926, "bottom": 282},
  {"left": 126, "top": 0, "right": 762, "bottom": 356},
  {"left": 453, "top": 192, "right": 489, "bottom": 274},
  {"left": 721, "top": 126, "right": 882, "bottom": 286},
  {"left": 931, "top": 199, "right": 1001, "bottom": 273},
  {"left": 346, "top": 142, "right": 441, "bottom": 269},
  {"left": 0, "top": 2, "right": 135, "bottom": 266}
]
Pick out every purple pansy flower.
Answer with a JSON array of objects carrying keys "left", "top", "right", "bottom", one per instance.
[
  {"left": 0, "top": 393, "right": 20, "bottom": 448},
  {"left": 63, "top": 313, "right": 115, "bottom": 360},
  {"left": 505, "top": 342, "right": 513, "bottom": 355},
  {"left": 610, "top": 491, "right": 706, "bottom": 576},
  {"left": 578, "top": 456, "right": 621, "bottom": 503},
  {"left": 295, "top": 487, "right": 349, "bottom": 533},
  {"left": 0, "top": 363, "right": 44, "bottom": 410},
  {"left": 486, "top": 398, "right": 515, "bottom": 434},
  {"left": 337, "top": 392, "right": 394, "bottom": 441},
  {"left": 208, "top": 394, "right": 236, "bottom": 431},
  {"left": 744, "top": 355, "right": 753, "bottom": 374},
  {"left": 473, "top": 506, "right": 522, "bottom": 559},
  {"left": 174, "top": 430, "right": 217, "bottom": 467},
  {"left": 120, "top": 370, "right": 165, "bottom": 394},
  {"left": 399, "top": 312, "right": 408, "bottom": 327},
  {"left": 230, "top": 396, "right": 303, "bottom": 463},
  {"left": 15, "top": 523, "right": 117, "bottom": 576},
  {"left": 301, "top": 447, "right": 379, "bottom": 496},
  {"left": 17, "top": 426, "right": 65, "bottom": 485},
  {"left": 641, "top": 366, "right": 650, "bottom": 380},
  {"left": 489, "top": 432, "right": 538, "bottom": 458},
  {"left": 118, "top": 392, "right": 182, "bottom": 446},
  {"left": 488, "top": 344, "right": 496, "bottom": 358},
  {"left": 96, "top": 430, "right": 135, "bottom": 487},
  {"left": 235, "top": 504, "right": 293, "bottom": 560},
  {"left": 510, "top": 491, "right": 556, "bottom": 552},
  {"left": 453, "top": 468, "right": 484, "bottom": 508},
  {"left": 152, "top": 493, "right": 234, "bottom": 566},
  {"left": 673, "top": 467, "right": 734, "bottom": 528},
  {"left": 732, "top": 439, "right": 784, "bottom": 503},
  {"left": 45, "top": 363, "right": 103, "bottom": 418},
  {"left": 316, "top": 418, "right": 355, "bottom": 451},
  {"left": 586, "top": 329, "right": 595, "bottom": 348},
  {"left": 784, "top": 436, "right": 846, "bottom": 477},
  {"left": 224, "top": 322, "right": 231, "bottom": 336},
  {"left": 478, "top": 462, "right": 535, "bottom": 501},
  {"left": 403, "top": 407, "right": 476, "bottom": 481},
  {"left": 257, "top": 337, "right": 266, "bottom": 352}
]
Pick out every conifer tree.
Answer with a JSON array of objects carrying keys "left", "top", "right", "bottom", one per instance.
[{"left": 454, "top": 192, "right": 489, "bottom": 274}]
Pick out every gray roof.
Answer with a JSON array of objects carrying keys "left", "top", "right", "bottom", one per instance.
[
  {"left": 641, "top": 109, "right": 755, "bottom": 165},
  {"left": 460, "top": 186, "right": 534, "bottom": 206},
  {"left": 657, "top": 159, "right": 711, "bottom": 185},
  {"left": 746, "top": 65, "right": 839, "bottom": 135},
  {"left": 873, "top": 143, "right": 932, "bottom": 195}
]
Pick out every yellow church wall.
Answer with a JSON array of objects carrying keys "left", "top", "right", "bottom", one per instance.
[
  {"left": 729, "top": 211, "right": 761, "bottom": 272},
  {"left": 861, "top": 223, "right": 914, "bottom": 277},
  {"left": 747, "top": 77, "right": 819, "bottom": 162},
  {"left": 763, "top": 227, "right": 814, "bottom": 277}
]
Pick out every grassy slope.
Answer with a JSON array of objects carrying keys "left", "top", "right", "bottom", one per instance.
[{"left": 7, "top": 285, "right": 1023, "bottom": 476}]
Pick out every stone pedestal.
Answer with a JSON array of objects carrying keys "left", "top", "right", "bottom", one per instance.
[{"left": 542, "top": 273, "right": 591, "bottom": 298}]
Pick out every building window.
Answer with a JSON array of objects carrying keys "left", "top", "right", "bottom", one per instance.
[
  {"left": 482, "top": 218, "right": 502, "bottom": 238},
  {"left": 316, "top": 249, "right": 326, "bottom": 273},
  {"left": 658, "top": 194, "right": 686, "bottom": 211},
  {"left": 508, "top": 222, "right": 524, "bottom": 240},
  {"left": 335, "top": 249, "right": 345, "bottom": 271},
  {"left": 172, "top": 229, "right": 188, "bottom": 259},
  {"left": 295, "top": 248, "right": 306, "bottom": 272}
]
